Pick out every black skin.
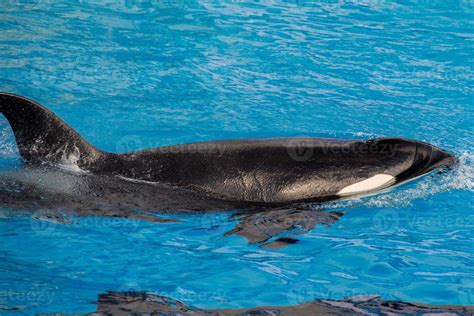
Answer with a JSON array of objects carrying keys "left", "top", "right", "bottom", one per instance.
[
  {"left": 0, "top": 165, "right": 345, "bottom": 248},
  {"left": 0, "top": 92, "right": 457, "bottom": 208}
]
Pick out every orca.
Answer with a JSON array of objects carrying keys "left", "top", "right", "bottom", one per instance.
[{"left": 0, "top": 92, "right": 457, "bottom": 206}]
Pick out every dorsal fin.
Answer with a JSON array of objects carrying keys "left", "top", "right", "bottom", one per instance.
[{"left": 0, "top": 93, "right": 103, "bottom": 167}]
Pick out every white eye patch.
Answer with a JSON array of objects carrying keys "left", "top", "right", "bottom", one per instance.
[{"left": 337, "top": 174, "right": 396, "bottom": 196}]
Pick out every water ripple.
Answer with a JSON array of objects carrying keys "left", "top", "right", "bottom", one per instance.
[{"left": 0, "top": 0, "right": 473, "bottom": 313}]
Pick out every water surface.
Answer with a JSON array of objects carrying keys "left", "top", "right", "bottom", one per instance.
[{"left": 0, "top": 1, "right": 473, "bottom": 314}]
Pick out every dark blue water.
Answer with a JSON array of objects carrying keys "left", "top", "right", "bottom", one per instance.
[{"left": 0, "top": 1, "right": 473, "bottom": 314}]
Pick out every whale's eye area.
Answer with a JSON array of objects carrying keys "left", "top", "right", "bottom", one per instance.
[{"left": 337, "top": 174, "right": 396, "bottom": 196}]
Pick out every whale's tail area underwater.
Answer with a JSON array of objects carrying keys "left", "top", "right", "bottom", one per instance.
[{"left": 0, "top": 92, "right": 457, "bottom": 206}]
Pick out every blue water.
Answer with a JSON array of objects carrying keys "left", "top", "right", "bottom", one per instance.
[{"left": 0, "top": 1, "right": 473, "bottom": 314}]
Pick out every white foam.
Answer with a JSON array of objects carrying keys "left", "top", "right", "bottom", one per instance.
[
  {"left": 55, "top": 163, "right": 88, "bottom": 174},
  {"left": 0, "top": 125, "right": 18, "bottom": 157},
  {"left": 53, "top": 144, "right": 89, "bottom": 174}
]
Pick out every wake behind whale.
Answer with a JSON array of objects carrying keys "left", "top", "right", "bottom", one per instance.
[{"left": 0, "top": 92, "right": 457, "bottom": 212}]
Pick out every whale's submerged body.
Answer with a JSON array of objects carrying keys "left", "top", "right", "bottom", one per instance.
[{"left": 0, "top": 93, "right": 456, "bottom": 212}]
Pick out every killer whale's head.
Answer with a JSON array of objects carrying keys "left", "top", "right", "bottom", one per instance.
[
  {"left": 368, "top": 137, "right": 457, "bottom": 183},
  {"left": 395, "top": 138, "right": 457, "bottom": 183},
  {"left": 336, "top": 137, "right": 457, "bottom": 197}
]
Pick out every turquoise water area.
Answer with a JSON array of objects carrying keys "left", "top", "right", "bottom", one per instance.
[{"left": 0, "top": 1, "right": 473, "bottom": 314}]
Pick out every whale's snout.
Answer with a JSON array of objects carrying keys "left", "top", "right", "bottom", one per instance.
[
  {"left": 379, "top": 138, "right": 458, "bottom": 184},
  {"left": 416, "top": 141, "right": 458, "bottom": 173},
  {"left": 431, "top": 146, "right": 458, "bottom": 168}
]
